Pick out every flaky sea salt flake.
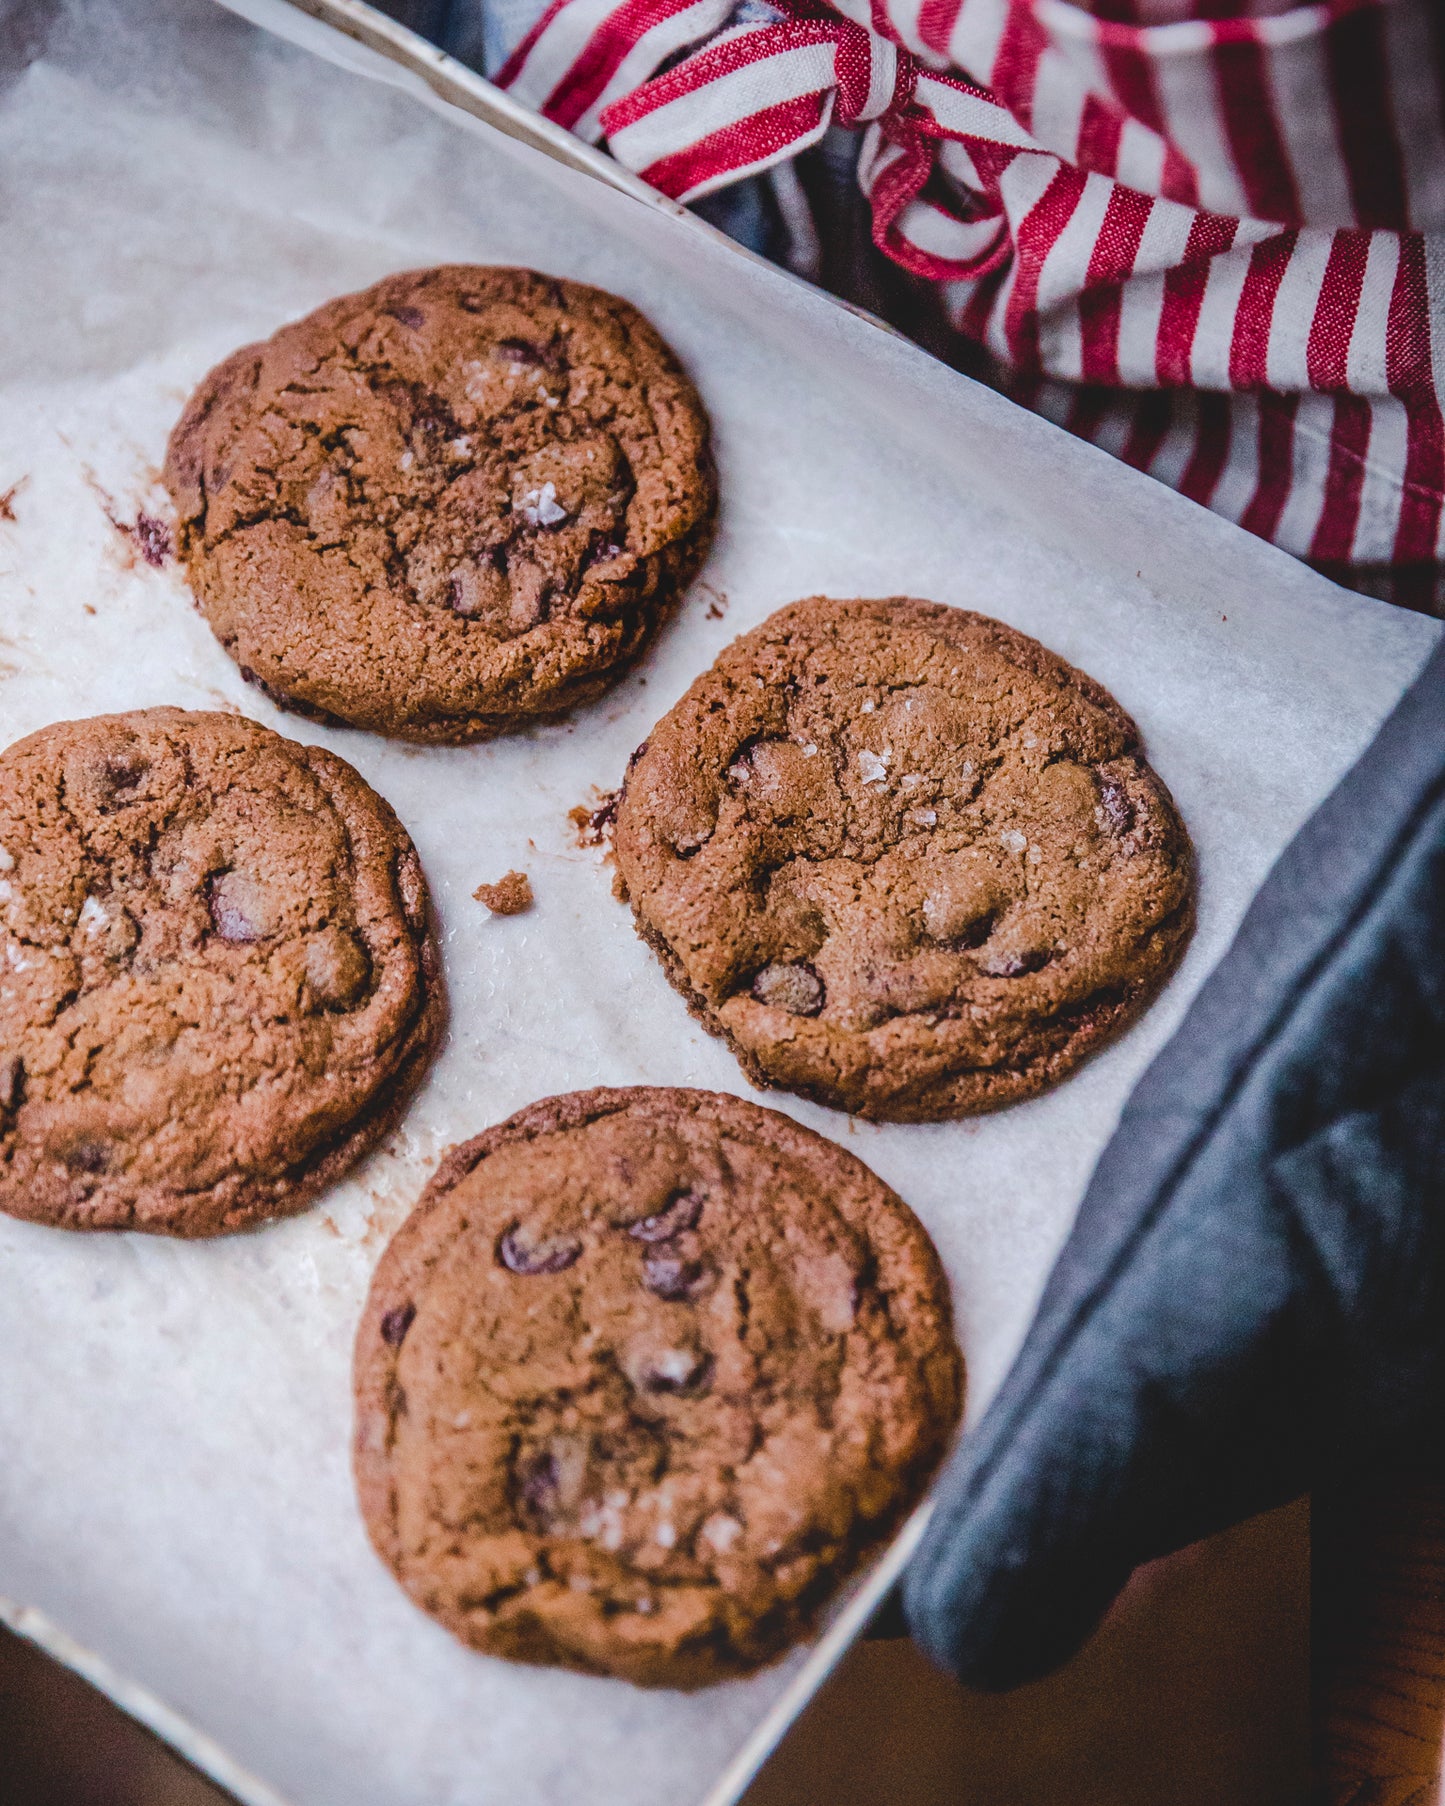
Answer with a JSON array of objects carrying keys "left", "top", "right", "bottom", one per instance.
[
  {"left": 519, "top": 481, "right": 569, "bottom": 528},
  {"left": 701, "top": 1512, "right": 743, "bottom": 1553}
]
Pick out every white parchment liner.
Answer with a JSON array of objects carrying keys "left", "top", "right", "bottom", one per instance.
[{"left": 0, "top": 3, "right": 1438, "bottom": 1803}]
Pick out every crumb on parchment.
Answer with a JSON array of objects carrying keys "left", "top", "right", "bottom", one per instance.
[
  {"left": 474, "top": 870, "right": 533, "bottom": 915},
  {"left": 569, "top": 789, "right": 619, "bottom": 849},
  {"left": 0, "top": 477, "right": 27, "bottom": 523}
]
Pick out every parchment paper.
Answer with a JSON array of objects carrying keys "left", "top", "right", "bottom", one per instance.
[{"left": 0, "top": 3, "right": 1438, "bottom": 1804}]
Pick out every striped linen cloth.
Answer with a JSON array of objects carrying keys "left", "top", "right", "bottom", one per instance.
[{"left": 495, "top": 0, "right": 1445, "bottom": 613}]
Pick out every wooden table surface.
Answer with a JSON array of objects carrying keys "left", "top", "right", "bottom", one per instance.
[{"left": 1317, "top": 1479, "right": 1445, "bottom": 1806}]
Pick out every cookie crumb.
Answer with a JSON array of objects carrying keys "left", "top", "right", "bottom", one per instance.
[
  {"left": 474, "top": 870, "right": 533, "bottom": 915},
  {"left": 130, "top": 512, "right": 173, "bottom": 568},
  {"left": 83, "top": 470, "right": 174, "bottom": 569},
  {"left": 0, "top": 477, "right": 27, "bottom": 524},
  {"left": 570, "top": 790, "right": 619, "bottom": 849}
]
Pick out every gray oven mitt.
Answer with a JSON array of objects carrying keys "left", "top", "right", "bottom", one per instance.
[{"left": 904, "top": 635, "right": 1445, "bottom": 1690}]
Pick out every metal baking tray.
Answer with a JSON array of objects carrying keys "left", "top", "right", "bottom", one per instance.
[{"left": 0, "top": 4, "right": 1436, "bottom": 1804}]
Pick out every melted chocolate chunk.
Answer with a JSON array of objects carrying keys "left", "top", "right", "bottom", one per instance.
[
  {"left": 381, "top": 1302, "right": 416, "bottom": 1347},
  {"left": 132, "top": 514, "right": 172, "bottom": 569},
  {"left": 581, "top": 531, "right": 625, "bottom": 573},
  {"left": 518, "top": 1450, "right": 560, "bottom": 1522},
  {"left": 207, "top": 872, "right": 265, "bottom": 944},
  {"left": 642, "top": 1252, "right": 713, "bottom": 1301},
  {"left": 496, "top": 337, "right": 546, "bottom": 366},
  {"left": 627, "top": 1188, "right": 704, "bottom": 1243},
  {"left": 751, "top": 961, "right": 825, "bottom": 1017},
  {"left": 979, "top": 947, "right": 1052, "bottom": 978},
  {"left": 65, "top": 1140, "right": 109, "bottom": 1175},
  {"left": 500, "top": 1225, "right": 583, "bottom": 1275},
  {"left": 99, "top": 753, "right": 148, "bottom": 807},
  {"left": 1097, "top": 777, "right": 1134, "bottom": 835}
]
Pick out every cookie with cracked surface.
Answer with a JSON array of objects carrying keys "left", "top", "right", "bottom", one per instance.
[
  {"left": 0, "top": 708, "right": 443, "bottom": 1235},
  {"left": 353, "top": 1085, "right": 962, "bottom": 1687},
  {"left": 614, "top": 597, "right": 1194, "bottom": 1121},
  {"left": 164, "top": 265, "right": 716, "bottom": 743}
]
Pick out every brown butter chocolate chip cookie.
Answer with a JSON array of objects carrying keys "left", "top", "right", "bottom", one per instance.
[
  {"left": 0, "top": 709, "right": 442, "bottom": 1235},
  {"left": 353, "top": 1086, "right": 963, "bottom": 1688},
  {"left": 164, "top": 265, "right": 716, "bottom": 742},
  {"left": 614, "top": 597, "right": 1195, "bottom": 1121}
]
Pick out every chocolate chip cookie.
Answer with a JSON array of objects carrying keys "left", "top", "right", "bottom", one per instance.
[
  {"left": 0, "top": 709, "right": 442, "bottom": 1235},
  {"left": 164, "top": 266, "right": 716, "bottom": 742},
  {"left": 614, "top": 598, "right": 1194, "bottom": 1121},
  {"left": 353, "top": 1086, "right": 962, "bottom": 1688}
]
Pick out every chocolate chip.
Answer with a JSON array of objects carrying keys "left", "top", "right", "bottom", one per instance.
[
  {"left": 65, "top": 1140, "right": 108, "bottom": 1175},
  {"left": 305, "top": 928, "right": 371, "bottom": 1009},
  {"left": 446, "top": 571, "right": 489, "bottom": 619},
  {"left": 627, "top": 1188, "right": 704, "bottom": 1243},
  {"left": 495, "top": 337, "right": 545, "bottom": 366},
  {"left": 519, "top": 1451, "right": 560, "bottom": 1521},
  {"left": 751, "top": 961, "right": 824, "bottom": 1017},
  {"left": 626, "top": 740, "right": 650, "bottom": 771},
  {"left": 570, "top": 792, "right": 619, "bottom": 849},
  {"left": 949, "top": 910, "right": 997, "bottom": 951},
  {"left": 98, "top": 752, "right": 147, "bottom": 808},
  {"left": 726, "top": 748, "right": 755, "bottom": 786},
  {"left": 1097, "top": 778, "right": 1134, "bottom": 835},
  {"left": 380, "top": 1303, "right": 415, "bottom": 1347},
  {"left": 979, "top": 947, "right": 1051, "bottom": 978},
  {"left": 581, "top": 532, "right": 625, "bottom": 574},
  {"left": 496, "top": 335, "right": 569, "bottom": 374},
  {"left": 387, "top": 306, "right": 424, "bottom": 329},
  {"left": 207, "top": 872, "right": 267, "bottom": 944},
  {"left": 643, "top": 1253, "right": 713, "bottom": 1301},
  {"left": 408, "top": 394, "right": 461, "bottom": 442},
  {"left": 131, "top": 514, "right": 172, "bottom": 569},
  {"left": 499, "top": 1225, "right": 583, "bottom": 1275}
]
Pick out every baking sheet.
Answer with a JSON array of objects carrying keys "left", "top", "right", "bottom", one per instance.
[{"left": 0, "top": 2, "right": 1438, "bottom": 1804}]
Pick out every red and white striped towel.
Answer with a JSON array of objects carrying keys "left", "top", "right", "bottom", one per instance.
[{"left": 500, "top": 0, "right": 1445, "bottom": 612}]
